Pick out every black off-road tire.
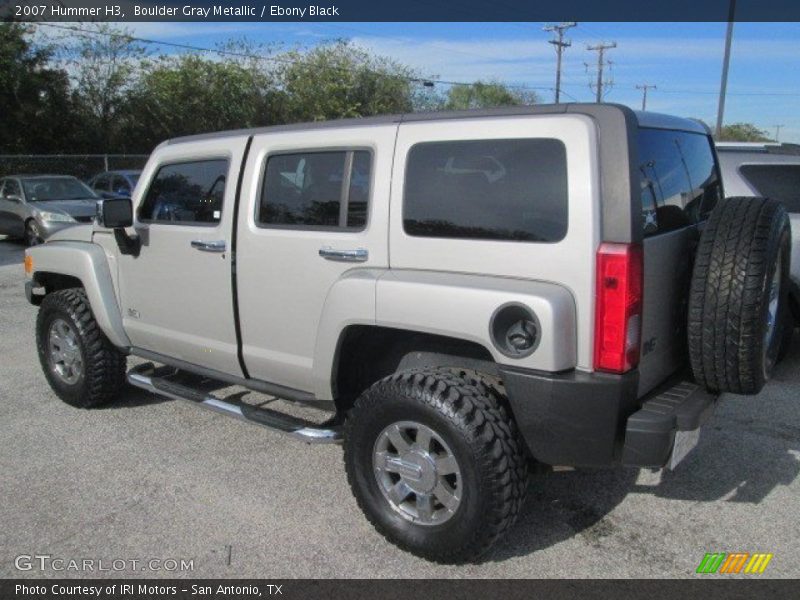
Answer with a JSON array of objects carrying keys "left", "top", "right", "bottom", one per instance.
[
  {"left": 688, "top": 197, "right": 791, "bottom": 395},
  {"left": 36, "top": 288, "right": 127, "bottom": 408},
  {"left": 343, "top": 368, "right": 528, "bottom": 563}
]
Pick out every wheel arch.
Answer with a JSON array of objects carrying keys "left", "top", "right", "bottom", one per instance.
[
  {"left": 26, "top": 242, "right": 130, "bottom": 349},
  {"left": 330, "top": 324, "right": 497, "bottom": 414}
]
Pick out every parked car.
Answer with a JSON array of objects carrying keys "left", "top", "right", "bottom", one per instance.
[
  {"left": 24, "top": 105, "right": 791, "bottom": 563},
  {"left": 0, "top": 175, "right": 99, "bottom": 246},
  {"left": 88, "top": 170, "right": 141, "bottom": 199},
  {"left": 716, "top": 142, "right": 800, "bottom": 323}
]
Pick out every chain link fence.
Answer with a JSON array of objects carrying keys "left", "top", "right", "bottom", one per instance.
[{"left": 0, "top": 155, "right": 149, "bottom": 181}]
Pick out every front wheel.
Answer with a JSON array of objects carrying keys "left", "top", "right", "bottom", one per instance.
[
  {"left": 36, "top": 288, "right": 127, "bottom": 408},
  {"left": 343, "top": 368, "right": 528, "bottom": 563},
  {"left": 25, "top": 220, "right": 43, "bottom": 246}
]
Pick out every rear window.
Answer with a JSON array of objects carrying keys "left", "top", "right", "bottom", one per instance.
[
  {"left": 739, "top": 164, "right": 800, "bottom": 213},
  {"left": 403, "top": 138, "right": 568, "bottom": 242},
  {"left": 637, "top": 128, "right": 721, "bottom": 236}
]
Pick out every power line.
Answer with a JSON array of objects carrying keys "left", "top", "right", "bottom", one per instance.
[
  {"left": 636, "top": 84, "right": 657, "bottom": 110},
  {"left": 543, "top": 22, "right": 576, "bottom": 103},
  {"left": 35, "top": 22, "right": 554, "bottom": 97},
  {"left": 586, "top": 42, "right": 616, "bottom": 103}
]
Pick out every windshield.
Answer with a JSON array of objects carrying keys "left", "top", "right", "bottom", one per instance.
[
  {"left": 22, "top": 177, "right": 99, "bottom": 202},
  {"left": 128, "top": 173, "right": 140, "bottom": 185}
]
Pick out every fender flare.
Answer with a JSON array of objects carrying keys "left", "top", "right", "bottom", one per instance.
[{"left": 27, "top": 241, "right": 131, "bottom": 349}]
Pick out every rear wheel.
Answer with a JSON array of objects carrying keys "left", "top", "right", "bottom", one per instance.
[
  {"left": 36, "top": 288, "right": 127, "bottom": 408},
  {"left": 343, "top": 368, "right": 528, "bottom": 563},
  {"left": 688, "top": 197, "right": 791, "bottom": 394}
]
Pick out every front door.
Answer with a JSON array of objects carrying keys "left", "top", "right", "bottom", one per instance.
[{"left": 117, "top": 138, "right": 249, "bottom": 375}]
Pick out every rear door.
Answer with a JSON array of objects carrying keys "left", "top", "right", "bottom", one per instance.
[
  {"left": 235, "top": 125, "right": 394, "bottom": 392},
  {"left": 636, "top": 128, "right": 722, "bottom": 394}
]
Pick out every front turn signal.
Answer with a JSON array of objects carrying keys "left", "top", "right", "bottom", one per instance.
[{"left": 24, "top": 254, "right": 33, "bottom": 275}]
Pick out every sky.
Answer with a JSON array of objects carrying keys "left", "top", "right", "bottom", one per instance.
[{"left": 49, "top": 21, "right": 800, "bottom": 142}]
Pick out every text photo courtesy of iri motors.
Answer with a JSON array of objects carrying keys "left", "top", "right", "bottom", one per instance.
[{"left": 1, "top": 1, "right": 799, "bottom": 597}]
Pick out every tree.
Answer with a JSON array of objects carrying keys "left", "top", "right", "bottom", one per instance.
[
  {"left": 68, "top": 24, "right": 146, "bottom": 153},
  {"left": 279, "top": 41, "right": 416, "bottom": 122},
  {"left": 122, "top": 51, "right": 281, "bottom": 152},
  {"left": 443, "top": 80, "right": 539, "bottom": 110},
  {"left": 716, "top": 123, "right": 773, "bottom": 142},
  {"left": 0, "top": 23, "right": 77, "bottom": 153}
]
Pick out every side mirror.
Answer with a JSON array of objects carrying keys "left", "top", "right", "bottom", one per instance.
[
  {"left": 96, "top": 198, "right": 140, "bottom": 257},
  {"left": 96, "top": 197, "right": 133, "bottom": 228}
]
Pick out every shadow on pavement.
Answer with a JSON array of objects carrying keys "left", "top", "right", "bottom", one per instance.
[
  {"left": 491, "top": 330, "right": 800, "bottom": 561},
  {"left": 0, "top": 237, "right": 26, "bottom": 268}
]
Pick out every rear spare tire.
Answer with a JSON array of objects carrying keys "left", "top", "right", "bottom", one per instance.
[{"left": 688, "top": 196, "right": 791, "bottom": 395}]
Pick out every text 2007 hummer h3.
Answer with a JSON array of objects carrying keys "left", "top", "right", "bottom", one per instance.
[{"left": 24, "top": 104, "right": 792, "bottom": 563}]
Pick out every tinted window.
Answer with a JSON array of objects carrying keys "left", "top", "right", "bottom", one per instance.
[
  {"left": 403, "top": 139, "right": 568, "bottom": 242},
  {"left": 21, "top": 177, "right": 98, "bottom": 201},
  {"left": 112, "top": 175, "right": 130, "bottom": 194},
  {"left": 259, "top": 150, "right": 371, "bottom": 229},
  {"left": 638, "top": 128, "right": 721, "bottom": 235},
  {"left": 92, "top": 174, "right": 109, "bottom": 192},
  {"left": 139, "top": 159, "right": 229, "bottom": 224},
  {"left": 2, "top": 179, "right": 21, "bottom": 198},
  {"left": 739, "top": 164, "right": 800, "bottom": 213}
]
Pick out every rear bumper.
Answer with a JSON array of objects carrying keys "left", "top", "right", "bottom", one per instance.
[{"left": 500, "top": 365, "right": 717, "bottom": 468}]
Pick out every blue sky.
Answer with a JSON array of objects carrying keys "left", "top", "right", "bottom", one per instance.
[{"left": 62, "top": 21, "right": 800, "bottom": 142}]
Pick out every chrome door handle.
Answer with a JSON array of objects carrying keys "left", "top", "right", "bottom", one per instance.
[
  {"left": 318, "top": 246, "right": 369, "bottom": 262},
  {"left": 191, "top": 239, "right": 226, "bottom": 253}
]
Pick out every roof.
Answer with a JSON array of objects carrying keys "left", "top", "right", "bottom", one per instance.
[{"left": 166, "top": 103, "right": 708, "bottom": 145}]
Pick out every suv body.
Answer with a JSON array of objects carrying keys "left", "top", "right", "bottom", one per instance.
[
  {"left": 27, "top": 104, "right": 756, "bottom": 561},
  {"left": 716, "top": 142, "right": 800, "bottom": 318}
]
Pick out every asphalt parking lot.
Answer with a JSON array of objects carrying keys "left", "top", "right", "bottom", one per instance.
[{"left": 1, "top": 237, "right": 799, "bottom": 579}]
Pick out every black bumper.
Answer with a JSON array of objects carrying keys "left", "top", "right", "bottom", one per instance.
[
  {"left": 25, "top": 280, "right": 44, "bottom": 306},
  {"left": 500, "top": 365, "right": 717, "bottom": 468}
]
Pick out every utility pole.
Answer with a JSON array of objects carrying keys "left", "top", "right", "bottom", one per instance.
[
  {"left": 586, "top": 42, "right": 616, "bottom": 103},
  {"left": 715, "top": 0, "right": 737, "bottom": 137},
  {"left": 543, "top": 22, "right": 577, "bottom": 103},
  {"left": 774, "top": 124, "right": 784, "bottom": 142},
  {"left": 636, "top": 84, "right": 657, "bottom": 111}
]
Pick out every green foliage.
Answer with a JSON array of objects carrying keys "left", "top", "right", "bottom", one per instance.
[
  {"left": 0, "top": 23, "right": 78, "bottom": 153},
  {"left": 122, "top": 50, "right": 281, "bottom": 151},
  {"left": 443, "top": 80, "right": 539, "bottom": 110},
  {"left": 716, "top": 122, "right": 773, "bottom": 142},
  {"left": 279, "top": 41, "right": 415, "bottom": 121},
  {"left": 0, "top": 27, "right": 538, "bottom": 154}
]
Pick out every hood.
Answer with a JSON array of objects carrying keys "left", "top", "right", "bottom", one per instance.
[
  {"left": 33, "top": 199, "right": 97, "bottom": 218},
  {"left": 46, "top": 224, "right": 94, "bottom": 243}
]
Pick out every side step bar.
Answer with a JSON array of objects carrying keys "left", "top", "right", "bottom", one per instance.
[{"left": 127, "top": 363, "right": 342, "bottom": 444}]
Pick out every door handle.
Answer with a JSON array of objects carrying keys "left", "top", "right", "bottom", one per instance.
[
  {"left": 191, "top": 239, "right": 226, "bottom": 253},
  {"left": 318, "top": 246, "right": 369, "bottom": 263}
]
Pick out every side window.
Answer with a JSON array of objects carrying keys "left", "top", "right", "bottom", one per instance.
[
  {"left": 3, "top": 179, "right": 21, "bottom": 198},
  {"left": 637, "top": 128, "right": 721, "bottom": 236},
  {"left": 403, "top": 139, "right": 568, "bottom": 242},
  {"left": 92, "top": 175, "right": 109, "bottom": 192},
  {"left": 139, "top": 159, "right": 229, "bottom": 225},
  {"left": 739, "top": 164, "right": 800, "bottom": 213},
  {"left": 112, "top": 175, "right": 130, "bottom": 194},
  {"left": 258, "top": 150, "right": 371, "bottom": 230}
]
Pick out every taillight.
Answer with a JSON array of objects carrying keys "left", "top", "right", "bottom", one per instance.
[{"left": 593, "top": 242, "right": 643, "bottom": 373}]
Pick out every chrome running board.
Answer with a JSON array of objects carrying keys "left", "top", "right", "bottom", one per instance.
[{"left": 127, "top": 363, "right": 342, "bottom": 444}]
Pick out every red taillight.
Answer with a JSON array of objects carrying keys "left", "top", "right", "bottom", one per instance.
[{"left": 593, "top": 242, "right": 643, "bottom": 373}]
